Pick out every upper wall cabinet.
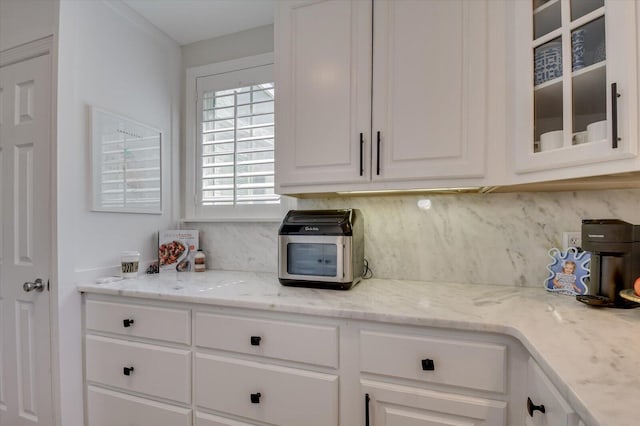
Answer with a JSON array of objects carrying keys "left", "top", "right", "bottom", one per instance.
[
  {"left": 275, "top": 0, "right": 489, "bottom": 194},
  {"left": 510, "top": 0, "right": 639, "bottom": 178}
]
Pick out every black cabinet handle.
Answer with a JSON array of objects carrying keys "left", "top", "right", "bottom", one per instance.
[
  {"left": 376, "top": 131, "right": 381, "bottom": 175},
  {"left": 250, "top": 392, "right": 261, "bottom": 404},
  {"left": 527, "top": 397, "right": 545, "bottom": 417},
  {"left": 421, "top": 358, "right": 435, "bottom": 371},
  {"left": 365, "top": 393, "right": 370, "bottom": 426},
  {"left": 359, "top": 132, "right": 364, "bottom": 176},
  {"left": 611, "top": 82, "right": 621, "bottom": 149},
  {"left": 250, "top": 336, "right": 262, "bottom": 346},
  {"left": 123, "top": 318, "right": 135, "bottom": 328},
  {"left": 123, "top": 366, "right": 135, "bottom": 376}
]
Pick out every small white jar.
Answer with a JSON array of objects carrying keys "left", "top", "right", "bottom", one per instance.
[{"left": 121, "top": 251, "right": 140, "bottom": 278}]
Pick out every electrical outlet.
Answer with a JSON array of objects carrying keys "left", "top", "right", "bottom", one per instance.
[{"left": 562, "top": 231, "right": 582, "bottom": 250}]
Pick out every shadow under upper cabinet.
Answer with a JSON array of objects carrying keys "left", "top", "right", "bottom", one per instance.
[{"left": 91, "top": 107, "right": 162, "bottom": 214}]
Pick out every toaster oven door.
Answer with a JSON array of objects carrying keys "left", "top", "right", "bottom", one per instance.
[{"left": 279, "top": 235, "right": 352, "bottom": 283}]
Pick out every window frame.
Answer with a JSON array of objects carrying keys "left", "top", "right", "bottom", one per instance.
[{"left": 184, "top": 53, "right": 294, "bottom": 222}]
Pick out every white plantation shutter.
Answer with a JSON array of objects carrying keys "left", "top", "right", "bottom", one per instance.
[
  {"left": 200, "top": 83, "right": 277, "bottom": 205},
  {"left": 193, "top": 62, "right": 290, "bottom": 220}
]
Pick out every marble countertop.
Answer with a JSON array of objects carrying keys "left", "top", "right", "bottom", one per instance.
[{"left": 78, "top": 270, "right": 640, "bottom": 426}]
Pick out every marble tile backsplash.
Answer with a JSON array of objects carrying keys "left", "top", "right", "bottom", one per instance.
[{"left": 190, "top": 189, "right": 640, "bottom": 287}]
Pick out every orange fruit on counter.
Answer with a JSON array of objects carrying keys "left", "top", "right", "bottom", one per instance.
[{"left": 634, "top": 277, "right": 640, "bottom": 296}]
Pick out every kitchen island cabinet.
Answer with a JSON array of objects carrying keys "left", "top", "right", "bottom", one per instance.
[{"left": 77, "top": 271, "right": 635, "bottom": 425}]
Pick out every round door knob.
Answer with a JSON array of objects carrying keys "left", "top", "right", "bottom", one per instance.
[{"left": 23, "top": 278, "right": 45, "bottom": 292}]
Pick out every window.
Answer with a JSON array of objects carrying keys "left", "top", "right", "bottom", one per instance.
[{"left": 185, "top": 54, "right": 293, "bottom": 221}]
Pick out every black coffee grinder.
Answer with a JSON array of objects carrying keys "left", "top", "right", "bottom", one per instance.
[{"left": 578, "top": 219, "right": 640, "bottom": 308}]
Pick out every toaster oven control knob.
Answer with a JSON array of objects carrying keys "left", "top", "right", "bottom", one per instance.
[
  {"left": 250, "top": 392, "right": 261, "bottom": 403},
  {"left": 250, "top": 336, "right": 262, "bottom": 346},
  {"left": 123, "top": 318, "right": 135, "bottom": 328},
  {"left": 421, "top": 358, "right": 435, "bottom": 371},
  {"left": 527, "top": 397, "right": 545, "bottom": 417}
]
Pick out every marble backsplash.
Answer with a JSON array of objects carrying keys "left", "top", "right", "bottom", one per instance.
[{"left": 190, "top": 189, "right": 640, "bottom": 287}]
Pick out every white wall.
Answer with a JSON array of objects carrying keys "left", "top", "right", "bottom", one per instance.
[
  {"left": 0, "top": 0, "right": 58, "bottom": 52},
  {"left": 55, "top": 1, "right": 181, "bottom": 424}
]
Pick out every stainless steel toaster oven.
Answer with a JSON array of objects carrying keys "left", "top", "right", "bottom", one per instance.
[{"left": 278, "top": 209, "right": 364, "bottom": 290}]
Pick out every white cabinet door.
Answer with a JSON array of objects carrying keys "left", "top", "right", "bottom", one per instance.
[
  {"left": 363, "top": 380, "right": 507, "bottom": 426},
  {"left": 371, "top": 0, "right": 487, "bottom": 182},
  {"left": 525, "top": 358, "right": 578, "bottom": 426},
  {"left": 511, "top": 0, "right": 638, "bottom": 177},
  {"left": 275, "top": 0, "right": 372, "bottom": 189}
]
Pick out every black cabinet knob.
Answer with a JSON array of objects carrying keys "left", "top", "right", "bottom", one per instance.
[
  {"left": 250, "top": 392, "right": 261, "bottom": 403},
  {"left": 250, "top": 336, "right": 262, "bottom": 346},
  {"left": 421, "top": 358, "right": 435, "bottom": 371},
  {"left": 123, "top": 366, "right": 135, "bottom": 376},
  {"left": 527, "top": 397, "right": 545, "bottom": 417},
  {"left": 123, "top": 318, "right": 135, "bottom": 328}
]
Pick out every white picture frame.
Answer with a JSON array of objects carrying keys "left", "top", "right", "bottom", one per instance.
[{"left": 90, "top": 106, "right": 162, "bottom": 214}]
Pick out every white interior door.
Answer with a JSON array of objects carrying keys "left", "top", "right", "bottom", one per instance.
[{"left": 0, "top": 43, "right": 53, "bottom": 426}]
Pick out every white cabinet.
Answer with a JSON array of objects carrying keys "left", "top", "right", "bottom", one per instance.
[
  {"left": 83, "top": 298, "right": 193, "bottom": 426},
  {"left": 363, "top": 381, "right": 507, "bottom": 426},
  {"left": 359, "top": 327, "right": 513, "bottom": 426},
  {"left": 82, "top": 293, "right": 588, "bottom": 426},
  {"left": 510, "top": 0, "right": 639, "bottom": 180},
  {"left": 275, "top": 0, "right": 490, "bottom": 194},
  {"left": 193, "top": 310, "right": 340, "bottom": 426},
  {"left": 525, "top": 358, "right": 579, "bottom": 426}
]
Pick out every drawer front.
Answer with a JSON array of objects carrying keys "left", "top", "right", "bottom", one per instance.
[
  {"left": 362, "top": 380, "right": 507, "bottom": 426},
  {"left": 360, "top": 330, "right": 507, "bottom": 393},
  {"left": 195, "top": 353, "right": 338, "bottom": 426},
  {"left": 86, "top": 335, "right": 191, "bottom": 404},
  {"left": 526, "top": 358, "right": 578, "bottom": 426},
  {"left": 87, "top": 385, "right": 191, "bottom": 426},
  {"left": 194, "top": 312, "right": 338, "bottom": 368},
  {"left": 86, "top": 299, "right": 190, "bottom": 344},
  {"left": 196, "top": 411, "right": 260, "bottom": 426}
]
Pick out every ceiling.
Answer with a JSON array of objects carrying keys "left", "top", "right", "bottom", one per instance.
[{"left": 122, "top": 0, "right": 275, "bottom": 45}]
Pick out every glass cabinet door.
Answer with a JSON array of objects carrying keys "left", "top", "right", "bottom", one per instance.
[
  {"left": 514, "top": 0, "right": 637, "bottom": 175},
  {"left": 532, "top": 0, "right": 605, "bottom": 153}
]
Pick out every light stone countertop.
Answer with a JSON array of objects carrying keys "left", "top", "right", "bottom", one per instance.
[{"left": 78, "top": 270, "right": 640, "bottom": 426}]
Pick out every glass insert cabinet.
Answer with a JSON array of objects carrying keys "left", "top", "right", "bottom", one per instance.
[{"left": 512, "top": 0, "right": 638, "bottom": 174}]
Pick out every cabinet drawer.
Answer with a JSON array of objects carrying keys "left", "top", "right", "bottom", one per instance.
[
  {"left": 194, "top": 312, "right": 338, "bottom": 368},
  {"left": 196, "top": 411, "right": 259, "bottom": 426},
  {"left": 526, "top": 358, "right": 578, "bottom": 426},
  {"left": 86, "top": 299, "right": 191, "bottom": 344},
  {"left": 195, "top": 353, "right": 338, "bottom": 426},
  {"left": 86, "top": 335, "right": 191, "bottom": 404},
  {"left": 360, "top": 330, "right": 507, "bottom": 393},
  {"left": 87, "top": 385, "right": 191, "bottom": 426}
]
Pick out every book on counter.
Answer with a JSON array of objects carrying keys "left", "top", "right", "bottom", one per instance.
[{"left": 158, "top": 230, "right": 199, "bottom": 272}]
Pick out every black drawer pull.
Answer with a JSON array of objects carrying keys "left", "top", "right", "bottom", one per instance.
[
  {"left": 250, "top": 392, "right": 261, "bottom": 404},
  {"left": 250, "top": 336, "right": 262, "bottom": 346},
  {"left": 421, "top": 358, "right": 435, "bottom": 371},
  {"left": 123, "top": 366, "right": 135, "bottom": 376},
  {"left": 527, "top": 397, "right": 545, "bottom": 417},
  {"left": 123, "top": 318, "right": 135, "bottom": 328}
]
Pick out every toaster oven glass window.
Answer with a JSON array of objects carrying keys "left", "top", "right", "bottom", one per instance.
[{"left": 287, "top": 243, "right": 337, "bottom": 277}]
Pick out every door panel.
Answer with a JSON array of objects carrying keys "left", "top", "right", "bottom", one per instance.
[
  {"left": 0, "top": 42, "right": 52, "bottom": 426},
  {"left": 372, "top": 0, "right": 487, "bottom": 181}
]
